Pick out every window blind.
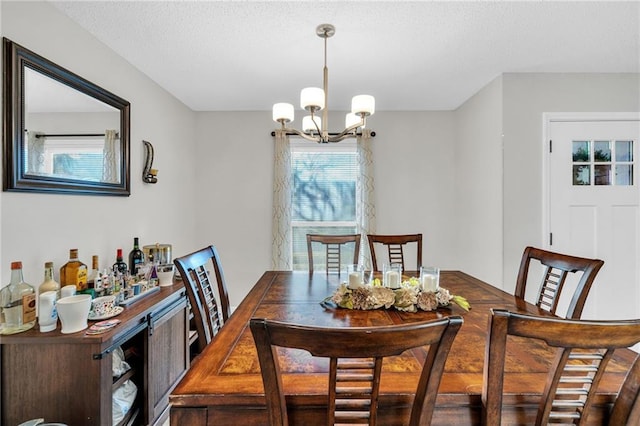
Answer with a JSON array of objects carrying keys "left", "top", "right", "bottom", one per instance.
[{"left": 291, "top": 143, "right": 358, "bottom": 270}]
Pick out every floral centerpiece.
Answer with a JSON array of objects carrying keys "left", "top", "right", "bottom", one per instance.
[{"left": 324, "top": 277, "right": 470, "bottom": 313}]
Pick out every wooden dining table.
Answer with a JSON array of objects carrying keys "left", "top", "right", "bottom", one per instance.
[{"left": 170, "top": 270, "right": 637, "bottom": 425}]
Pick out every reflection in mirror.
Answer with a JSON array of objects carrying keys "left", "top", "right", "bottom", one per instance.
[
  {"left": 24, "top": 67, "right": 122, "bottom": 183},
  {"left": 3, "top": 37, "right": 130, "bottom": 195}
]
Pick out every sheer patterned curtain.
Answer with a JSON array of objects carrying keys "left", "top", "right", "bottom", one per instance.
[
  {"left": 356, "top": 129, "right": 376, "bottom": 269},
  {"left": 27, "top": 131, "right": 45, "bottom": 174},
  {"left": 102, "top": 129, "right": 118, "bottom": 183},
  {"left": 271, "top": 129, "right": 292, "bottom": 270}
]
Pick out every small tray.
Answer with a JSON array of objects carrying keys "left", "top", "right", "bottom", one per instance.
[{"left": 119, "top": 286, "right": 160, "bottom": 307}]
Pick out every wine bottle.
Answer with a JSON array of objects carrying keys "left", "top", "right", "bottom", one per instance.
[
  {"left": 59, "top": 249, "right": 88, "bottom": 292},
  {"left": 112, "top": 248, "right": 128, "bottom": 275},
  {"left": 128, "top": 237, "right": 145, "bottom": 275},
  {"left": 0, "top": 261, "right": 37, "bottom": 335}
]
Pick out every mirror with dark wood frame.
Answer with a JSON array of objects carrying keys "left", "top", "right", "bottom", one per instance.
[{"left": 2, "top": 37, "right": 131, "bottom": 196}]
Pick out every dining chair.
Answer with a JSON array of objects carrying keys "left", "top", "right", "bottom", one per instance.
[
  {"left": 514, "top": 246, "right": 604, "bottom": 319},
  {"left": 306, "top": 234, "right": 361, "bottom": 274},
  {"left": 367, "top": 233, "right": 422, "bottom": 271},
  {"left": 482, "top": 309, "right": 640, "bottom": 425},
  {"left": 174, "top": 245, "right": 230, "bottom": 355},
  {"left": 250, "top": 316, "right": 463, "bottom": 426}
]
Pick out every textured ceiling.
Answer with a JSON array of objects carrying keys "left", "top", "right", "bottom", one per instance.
[{"left": 50, "top": 1, "right": 640, "bottom": 112}]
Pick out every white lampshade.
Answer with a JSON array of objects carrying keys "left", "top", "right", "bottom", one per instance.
[
  {"left": 351, "top": 95, "right": 375, "bottom": 116},
  {"left": 345, "top": 112, "right": 364, "bottom": 129},
  {"left": 302, "top": 115, "right": 321, "bottom": 133},
  {"left": 272, "top": 103, "right": 294, "bottom": 123},
  {"left": 301, "top": 87, "right": 325, "bottom": 111}
]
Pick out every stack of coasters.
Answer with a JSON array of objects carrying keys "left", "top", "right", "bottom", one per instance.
[{"left": 86, "top": 319, "right": 121, "bottom": 335}]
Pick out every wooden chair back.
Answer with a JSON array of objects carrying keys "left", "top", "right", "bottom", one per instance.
[
  {"left": 174, "top": 245, "right": 230, "bottom": 354},
  {"left": 515, "top": 246, "right": 604, "bottom": 319},
  {"left": 483, "top": 309, "right": 640, "bottom": 426},
  {"left": 250, "top": 316, "right": 463, "bottom": 426},
  {"left": 306, "top": 234, "right": 361, "bottom": 274},
  {"left": 367, "top": 233, "right": 423, "bottom": 271}
]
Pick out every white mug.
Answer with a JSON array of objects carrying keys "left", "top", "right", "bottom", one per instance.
[
  {"left": 60, "top": 285, "right": 76, "bottom": 298},
  {"left": 39, "top": 291, "right": 58, "bottom": 332}
]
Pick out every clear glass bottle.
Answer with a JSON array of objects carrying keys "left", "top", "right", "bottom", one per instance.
[
  {"left": 101, "top": 269, "right": 113, "bottom": 296},
  {"left": 39, "top": 261, "right": 60, "bottom": 298},
  {"left": 0, "top": 261, "right": 37, "bottom": 335},
  {"left": 60, "top": 249, "right": 88, "bottom": 292},
  {"left": 87, "top": 255, "right": 100, "bottom": 289},
  {"left": 128, "top": 237, "right": 145, "bottom": 276}
]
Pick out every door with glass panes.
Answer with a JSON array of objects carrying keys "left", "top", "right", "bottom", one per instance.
[{"left": 548, "top": 118, "right": 639, "bottom": 323}]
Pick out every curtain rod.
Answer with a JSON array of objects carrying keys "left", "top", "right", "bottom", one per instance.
[
  {"left": 270, "top": 131, "right": 375, "bottom": 137},
  {"left": 24, "top": 130, "right": 119, "bottom": 139}
]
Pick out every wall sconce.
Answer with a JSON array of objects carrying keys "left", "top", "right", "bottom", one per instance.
[{"left": 143, "top": 140, "right": 158, "bottom": 184}]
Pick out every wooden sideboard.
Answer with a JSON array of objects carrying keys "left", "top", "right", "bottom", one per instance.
[{"left": 0, "top": 282, "right": 190, "bottom": 426}]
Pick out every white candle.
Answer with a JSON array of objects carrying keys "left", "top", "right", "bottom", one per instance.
[
  {"left": 386, "top": 271, "right": 400, "bottom": 289},
  {"left": 348, "top": 272, "right": 362, "bottom": 289},
  {"left": 422, "top": 275, "right": 438, "bottom": 292}
]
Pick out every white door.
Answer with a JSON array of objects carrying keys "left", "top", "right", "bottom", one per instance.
[{"left": 547, "top": 117, "right": 640, "bottom": 322}]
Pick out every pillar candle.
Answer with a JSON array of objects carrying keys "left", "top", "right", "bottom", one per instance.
[
  {"left": 422, "top": 275, "right": 438, "bottom": 293},
  {"left": 348, "top": 272, "right": 362, "bottom": 289},
  {"left": 385, "top": 271, "right": 400, "bottom": 289}
]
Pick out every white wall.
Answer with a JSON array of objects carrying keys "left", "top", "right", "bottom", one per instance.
[
  {"left": 371, "top": 111, "right": 457, "bottom": 269},
  {"left": 1, "top": 2, "right": 197, "bottom": 288},
  {"left": 502, "top": 73, "right": 640, "bottom": 294},
  {"left": 454, "top": 76, "right": 504, "bottom": 286}
]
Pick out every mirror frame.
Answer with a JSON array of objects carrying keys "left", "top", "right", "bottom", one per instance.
[{"left": 2, "top": 37, "right": 131, "bottom": 196}]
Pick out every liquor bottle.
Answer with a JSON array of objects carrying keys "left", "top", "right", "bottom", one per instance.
[
  {"left": 87, "top": 255, "right": 100, "bottom": 289},
  {"left": 113, "top": 248, "right": 128, "bottom": 275},
  {"left": 39, "top": 261, "right": 60, "bottom": 298},
  {"left": 128, "top": 237, "right": 145, "bottom": 275},
  {"left": 0, "top": 261, "right": 37, "bottom": 335},
  {"left": 59, "top": 249, "right": 88, "bottom": 292},
  {"left": 101, "top": 269, "right": 113, "bottom": 296}
]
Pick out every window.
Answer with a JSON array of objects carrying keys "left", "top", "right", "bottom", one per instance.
[
  {"left": 572, "top": 139, "right": 634, "bottom": 186},
  {"left": 291, "top": 141, "right": 358, "bottom": 270},
  {"left": 25, "top": 138, "right": 106, "bottom": 181}
]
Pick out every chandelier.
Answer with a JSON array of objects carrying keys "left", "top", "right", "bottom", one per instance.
[{"left": 272, "top": 24, "right": 375, "bottom": 144}]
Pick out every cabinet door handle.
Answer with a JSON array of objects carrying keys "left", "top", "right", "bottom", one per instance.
[{"left": 148, "top": 295, "right": 187, "bottom": 336}]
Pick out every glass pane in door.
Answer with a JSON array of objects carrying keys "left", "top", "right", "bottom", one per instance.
[
  {"left": 615, "top": 164, "right": 633, "bottom": 186},
  {"left": 594, "top": 141, "right": 611, "bottom": 162},
  {"left": 594, "top": 165, "right": 611, "bottom": 185},
  {"left": 573, "top": 165, "right": 590, "bottom": 185},
  {"left": 615, "top": 140, "right": 633, "bottom": 161},
  {"left": 572, "top": 141, "right": 590, "bottom": 161}
]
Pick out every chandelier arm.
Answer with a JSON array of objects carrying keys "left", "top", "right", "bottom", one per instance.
[
  {"left": 325, "top": 116, "right": 366, "bottom": 143},
  {"left": 310, "top": 112, "right": 322, "bottom": 137},
  {"left": 279, "top": 126, "right": 324, "bottom": 143}
]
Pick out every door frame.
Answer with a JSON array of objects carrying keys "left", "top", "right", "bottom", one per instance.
[{"left": 541, "top": 112, "right": 640, "bottom": 251}]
